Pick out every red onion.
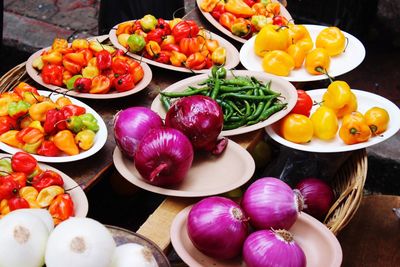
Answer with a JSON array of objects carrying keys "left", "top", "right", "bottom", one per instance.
[
  {"left": 165, "top": 95, "right": 227, "bottom": 155},
  {"left": 243, "top": 229, "right": 306, "bottom": 267},
  {"left": 295, "top": 178, "right": 334, "bottom": 220},
  {"left": 134, "top": 127, "right": 193, "bottom": 186},
  {"left": 241, "top": 177, "right": 303, "bottom": 230},
  {"left": 187, "top": 196, "right": 248, "bottom": 260},
  {"left": 113, "top": 107, "right": 163, "bottom": 158}
]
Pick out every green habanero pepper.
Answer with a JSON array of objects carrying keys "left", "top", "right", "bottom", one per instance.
[
  {"left": 127, "top": 34, "right": 146, "bottom": 53},
  {"left": 0, "top": 159, "right": 12, "bottom": 176},
  {"left": 211, "top": 66, "right": 227, "bottom": 79},
  {"left": 251, "top": 15, "right": 269, "bottom": 31},
  {"left": 66, "top": 116, "right": 84, "bottom": 133},
  {"left": 78, "top": 113, "right": 99, "bottom": 132},
  {"left": 140, "top": 14, "right": 158, "bottom": 32},
  {"left": 8, "top": 101, "right": 31, "bottom": 119},
  {"left": 66, "top": 75, "right": 83, "bottom": 90}
]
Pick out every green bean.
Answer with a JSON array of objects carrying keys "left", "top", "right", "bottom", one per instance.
[
  {"left": 160, "top": 95, "right": 171, "bottom": 111},
  {"left": 260, "top": 103, "right": 287, "bottom": 120},
  {"left": 161, "top": 87, "right": 210, "bottom": 97},
  {"left": 226, "top": 100, "right": 243, "bottom": 115},
  {"left": 219, "top": 85, "right": 255, "bottom": 92},
  {"left": 221, "top": 93, "right": 279, "bottom": 102},
  {"left": 246, "top": 97, "right": 276, "bottom": 125},
  {"left": 223, "top": 119, "right": 247, "bottom": 130},
  {"left": 222, "top": 78, "right": 252, "bottom": 87},
  {"left": 210, "top": 78, "right": 220, "bottom": 99}
]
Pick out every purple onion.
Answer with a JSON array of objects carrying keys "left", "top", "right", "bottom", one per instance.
[
  {"left": 113, "top": 107, "right": 163, "bottom": 158},
  {"left": 187, "top": 196, "right": 249, "bottom": 260},
  {"left": 165, "top": 95, "right": 227, "bottom": 155},
  {"left": 241, "top": 177, "right": 303, "bottom": 230},
  {"left": 243, "top": 229, "right": 306, "bottom": 267},
  {"left": 134, "top": 127, "right": 193, "bottom": 186},
  {"left": 295, "top": 178, "right": 334, "bottom": 220}
]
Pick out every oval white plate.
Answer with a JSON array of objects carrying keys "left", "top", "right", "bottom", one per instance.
[
  {"left": 0, "top": 90, "right": 108, "bottom": 162},
  {"left": 150, "top": 70, "right": 297, "bottom": 136},
  {"left": 0, "top": 153, "right": 88, "bottom": 218},
  {"left": 196, "top": 0, "right": 293, "bottom": 43},
  {"left": 25, "top": 47, "right": 152, "bottom": 99},
  {"left": 171, "top": 206, "right": 342, "bottom": 267},
  {"left": 112, "top": 139, "right": 255, "bottom": 197},
  {"left": 265, "top": 89, "right": 400, "bottom": 153},
  {"left": 108, "top": 21, "right": 240, "bottom": 73},
  {"left": 240, "top": 24, "right": 366, "bottom": 82}
]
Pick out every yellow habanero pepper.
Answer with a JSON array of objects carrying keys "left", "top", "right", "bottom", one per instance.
[
  {"left": 36, "top": 185, "right": 65, "bottom": 208},
  {"left": 0, "top": 199, "right": 10, "bottom": 215},
  {"left": 254, "top": 24, "right": 289, "bottom": 57},
  {"left": 287, "top": 44, "right": 306, "bottom": 69},
  {"left": 55, "top": 96, "right": 73, "bottom": 109},
  {"left": 305, "top": 48, "right": 331, "bottom": 75},
  {"left": 322, "top": 81, "right": 357, "bottom": 118},
  {"left": 75, "top": 129, "right": 96, "bottom": 150},
  {"left": 145, "top": 41, "right": 161, "bottom": 57},
  {"left": 116, "top": 21, "right": 135, "bottom": 35},
  {"left": 339, "top": 112, "right": 372, "bottom": 145},
  {"left": 28, "top": 101, "right": 57, "bottom": 122},
  {"left": 170, "top": 51, "right": 187, "bottom": 67},
  {"left": 225, "top": 0, "right": 255, "bottom": 17},
  {"left": 287, "top": 24, "right": 314, "bottom": 53},
  {"left": 310, "top": 106, "right": 338, "bottom": 140},
  {"left": 0, "top": 130, "right": 24, "bottom": 148},
  {"left": 28, "top": 120, "right": 45, "bottom": 133},
  {"left": 53, "top": 130, "right": 80, "bottom": 156},
  {"left": 364, "top": 107, "right": 390, "bottom": 135},
  {"left": 211, "top": 47, "right": 226, "bottom": 66},
  {"left": 262, "top": 50, "right": 294, "bottom": 76},
  {"left": 51, "top": 38, "right": 68, "bottom": 51},
  {"left": 200, "top": 0, "right": 220, "bottom": 12},
  {"left": 41, "top": 51, "right": 63, "bottom": 65},
  {"left": 19, "top": 186, "right": 41, "bottom": 208},
  {"left": 280, "top": 114, "right": 314, "bottom": 144},
  {"left": 316, "top": 26, "right": 346, "bottom": 56},
  {"left": 71, "top": 39, "right": 89, "bottom": 51}
]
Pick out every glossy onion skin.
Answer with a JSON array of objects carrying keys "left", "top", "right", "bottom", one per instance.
[
  {"left": 243, "top": 230, "right": 306, "bottom": 267},
  {"left": 187, "top": 196, "right": 248, "bottom": 260},
  {"left": 241, "top": 177, "right": 300, "bottom": 230},
  {"left": 134, "top": 127, "right": 193, "bottom": 186},
  {"left": 165, "top": 95, "right": 224, "bottom": 152},
  {"left": 113, "top": 107, "right": 163, "bottom": 158}
]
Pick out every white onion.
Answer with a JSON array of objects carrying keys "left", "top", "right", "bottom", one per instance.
[
  {"left": 0, "top": 210, "right": 49, "bottom": 267},
  {"left": 45, "top": 217, "right": 116, "bottom": 267},
  {"left": 111, "top": 243, "right": 158, "bottom": 267},
  {"left": 10, "top": 208, "right": 54, "bottom": 233}
]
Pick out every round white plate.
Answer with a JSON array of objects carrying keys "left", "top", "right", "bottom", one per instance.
[
  {"left": 171, "top": 206, "right": 342, "bottom": 267},
  {"left": 196, "top": 0, "right": 293, "bottom": 43},
  {"left": 25, "top": 47, "right": 152, "bottom": 99},
  {"left": 240, "top": 24, "right": 366, "bottom": 82},
  {"left": 265, "top": 89, "right": 400, "bottom": 153},
  {"left": 108, "top": 21, "right": 240, "bottom": 73},
  {"left": 0, "top": 153, "right": 88, "bottom": 218},
  {"left": 150, "top": 70, "right": 297, "bottom": 136},
  {"left": 0, "top": 90, "right": 108, "bottom": 162},
  {"left": 112, "top": 138, "right": 255, "bottom": 197}
]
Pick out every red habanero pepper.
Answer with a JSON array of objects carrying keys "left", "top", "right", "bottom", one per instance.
[
  {"left": 89, "top": 75, "right": 112, "bottom": 94},
  {"left": 44, "top": 109, "right": 60, "bottom": 134},
  {"left": 11, "top": 151, "right": 37, "bottom": 174},
  {"left": 8, "top": 197, "right": 30, "bottom": 211},
  {"left": 62, "top": 52, "right": 85, "bottom": 74},
  {"left": 161, "top": 43, "right": 180, "bottom": 52},
  {"left": 59, "top": 104, "right": 86, "bottom": 119},
  {"left": 172, "top": 20, "right": 200, "bottom": 42},
  {"left": 49, "top": 193, "right": 75, "bottom": 225},
  {"left": 13, "top": 82, "right": 39, "bottom": 98},
  {"left": 219, "top": 12, "right": 237, "bottom": 30},
  {"left": 0, "top": 176, "right": 19, "bottom": 200},
  {"left": 73, "top": 77, "right": 92, "bottom": 93},
  {"left": 37, "top": 140, "right": 61, "bottom": 157},
  {"left": 290, "top": 90, "right": 313, "bottom": 117},
  {"left": 113, "top": 74, "right": 135, "bottom": 92},
  {"left": 243, "top": 0, "right": 256, "bottom": 7},
  {"left": 96, "top": 50, "right": 112, "bottom": 70},
  {"left": 112, "top": 58, "right": 130, "bottom": 75},
  {"left": 179, "top": 37, "right": 200, "bottom": 56},
  {"left": 185, "top": 52, "right": 207, "bottom": 70},
  {"left": 146, "top": 28, "right": 166, "bottom": 44},
  {"left": 273, "top": 15, "right": 288, "bottom": 27},
  {"left": 156, "top": 18, "right": 172, "bottom": 35},
  {"left": 41, "top": 64, "right": 64, "bottom": 86},
  {"left": 31, "top": 170, "right": 64, "bottom": 191},
  {"left": 155, "top": 51, "right": 171, "bottom": 64},
  {"left": 0, "top": 116, "right": 17, "bottom": 135},
  {"left": 211, "top": 2, "right": 225, "bottom": 21}
]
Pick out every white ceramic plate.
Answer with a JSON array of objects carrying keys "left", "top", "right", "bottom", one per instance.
[
  {"left": 0, "top": 153, "right": 88, "bottom": 218},
  {"left": 112, "top": 139, "right": 255, "bottom": 197},
  {"left": 196, "top": 0, "right": 292, "bottom": 43},
  {"left": 171, "top": 206, "right": 342, "bottom": 267},
  {"left": 108, "top": 22, "right": 240, "bottom": 73},
  {"left": 0, "top": 90, "right": 108, "bottom": 162},
  {"left": 25, "top": 46, "right": 152, "bottom": 99},
  {"left": 150, "top": 70, "right": 297, "bottom": 136},
  {"left": 265, "top": 89, "right": 400, "bottom": 153},
  {"left": 240, "top": 24, "right": 366, "bottom": 82}
]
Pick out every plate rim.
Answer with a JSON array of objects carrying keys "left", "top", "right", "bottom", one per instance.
[
  {"left": 108, "top": 21, "right": 240, "bottom": 73},
  {"left": 150, "top": 70, "right": 298, "bottom": 136},
  {"left": 0, "top": 90, "right": 108, "bottom": 162},
  {"left": 25, "top": 45, "right": 153, "bottom": 99},
  {"left": 240, "top": 24, "right": 366, "bottom": 82},
  {"left": 195, "top": 0, "right": 293, "bottom": 44},
  {"left": 170, "top": 205, "right": 343, "bottom": 267},
  {"left": 265, "top": 88, "right": 400, "bottom": 153},
  {"left": 112, "top": 139, "right": 255, "bottom": 197}
]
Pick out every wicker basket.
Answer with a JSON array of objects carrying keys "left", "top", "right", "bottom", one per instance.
[{"left": 0, "top": 62, "right": 368, "bottom": 236}]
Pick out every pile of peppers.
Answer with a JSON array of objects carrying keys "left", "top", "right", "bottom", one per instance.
[
  {"left": 116, "top": 15, "right": 227, "bottom": 70},
  {"left": 32, "top": 37, "right": 145, "bottom": 94},
  {"left": 281, "top": 80, "right": 390, "bottom": 145},
  {"left": 0, "top": 82, "right": 99, "bottom": 156},
  {"left": 0, "top": 151, "right": 74, "bottom": 225},
  {"left": 200, "top": 0, "right": 288, "bottom": 39}
]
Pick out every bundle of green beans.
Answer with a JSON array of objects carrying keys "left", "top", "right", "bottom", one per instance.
[{"left": 160, "top": 67, "right": 287, "bottom": 130}]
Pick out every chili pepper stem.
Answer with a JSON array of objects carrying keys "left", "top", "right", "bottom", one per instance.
[
  {"left": 0, "top": 170, "right": 11, "bottom": 175},
  {"left": 344, "top": 37, "right": 349, "bottom": 53},
  {"left": 316, "top": 66, "right": 335, "bottom": 82}
]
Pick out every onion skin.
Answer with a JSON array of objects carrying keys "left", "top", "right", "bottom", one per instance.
[
  {"left": 187, "top": 196, "right": 248, "bottom": 260},
  {"left": 243, "top": 229, "right": 306, "bottom": 267},
  {"left": 165, "top": 95, "right": 227, "bottom": 154},
  {"left": 113, "top": 107, "right": 163, "bottom": 158},
  {"left": 241, "top": 177, "right": 303, "bottom": 230},
  {"left": 295, "top": 178, "right": 334, "bottom": 220},
  {"left": 134, "top": 127, "right": 194, "bottom": 186}
]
